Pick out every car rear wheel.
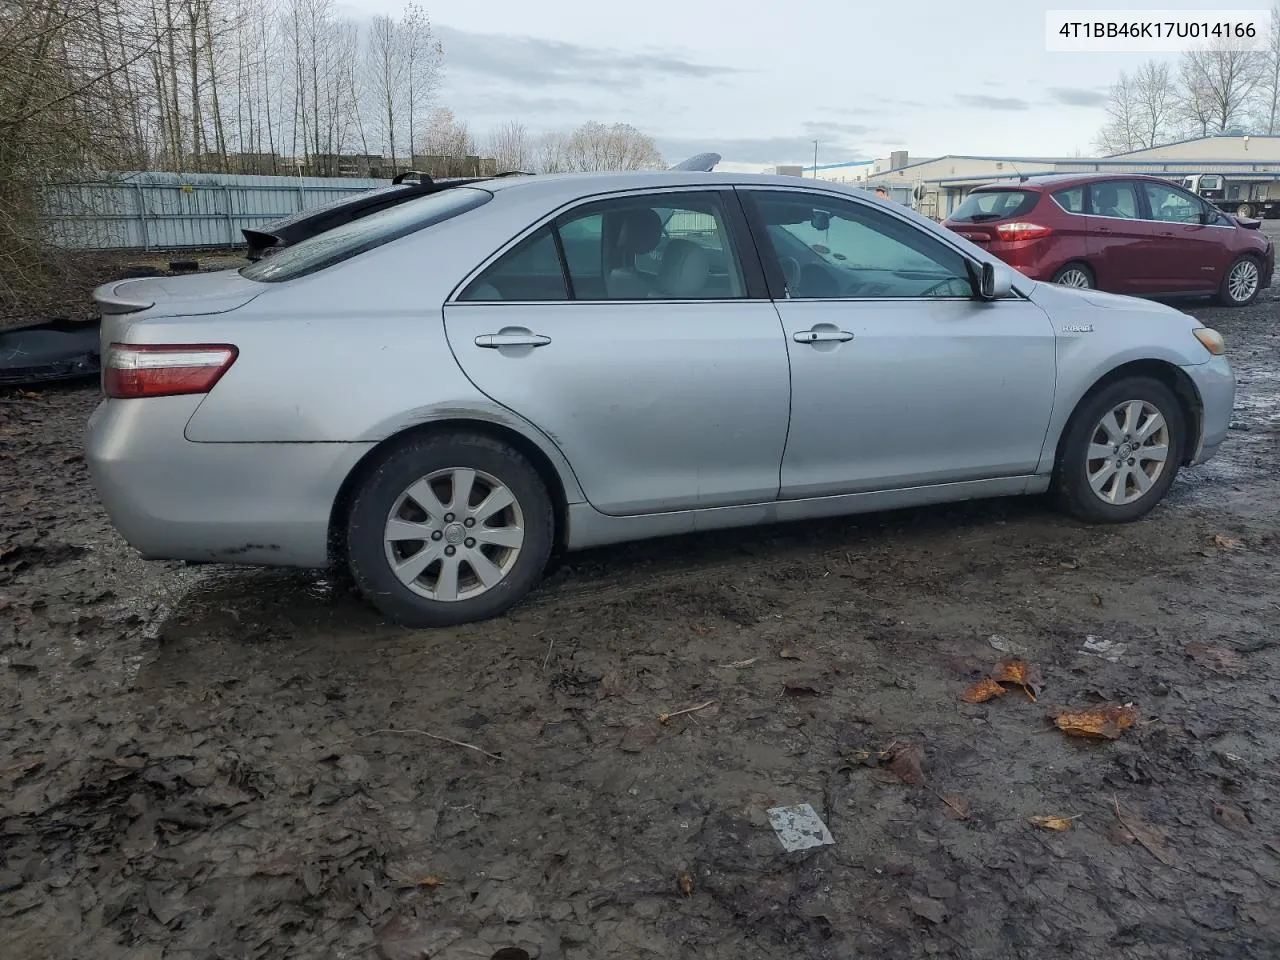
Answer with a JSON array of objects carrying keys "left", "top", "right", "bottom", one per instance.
[
  {"left": 1051, "top": 377, "right": 1185, "bottom": 524},
  {"left": 1217, "top": 255, "right": 1261, "bottom": 307},
  {"left": 1051, "top": 262, "right": 1094, "bottom": 288},
  {"left": 345, "top": 432, "right": 554, "bottom": 627}
]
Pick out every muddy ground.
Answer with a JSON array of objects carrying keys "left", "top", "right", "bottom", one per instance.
[{"left": 2, "top": 261, "right": 1278, "bottom": 960}]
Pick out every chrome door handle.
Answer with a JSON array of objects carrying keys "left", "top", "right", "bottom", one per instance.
[
  {"left": 793, "top": 329, "right": 854, "bottom": 343},
  {"left": 475, "top": 332, "right": 551, "bottom": 348}
]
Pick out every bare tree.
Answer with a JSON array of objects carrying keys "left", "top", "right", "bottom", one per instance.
[
  {"left": 1131, "top": 60, "right": 1177, "bottom": 148},
  {"left": 535, "top": 130, "right": 568, "bottom": 173},
  {"left": 1179, "top": 42, "right": 1264, "bottom": 134},
  {"left": 365, "top": 14, "right": 406, "bottom": 168},
  {"left": 488, "top": 120, "right": 532, "bottom": 171},
  {"left": 419, "top": 106, "right": 475, "bottom": 160},
  {"left": 1095, "top": 72, "right": 1141, "bottom": 154},
  {"left": 400, "top": 2, "right": 441, "bottom": 168},
  {"left": 561, "top": 121, "right": 664, "bottom": 171},
  {"left": 1253, "top": 4, "right": 1280, "bottom": 133}
]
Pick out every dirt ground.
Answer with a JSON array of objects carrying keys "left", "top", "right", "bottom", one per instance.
[{"left": 2, "top": 260, "right": 1279, "bottom": 960}]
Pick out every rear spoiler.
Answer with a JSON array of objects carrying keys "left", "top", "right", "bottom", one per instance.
[{"left": 93, "top": 280, "right": 155, "bottom": 315}]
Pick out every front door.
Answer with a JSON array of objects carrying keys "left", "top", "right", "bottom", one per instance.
[
  {"left": 740, "top": 187, "right": 1058, "bottom": 499},
  {"left": 442, "top": 188, "right": 791, "bottom": 516},
  {"left": 1138, "top": 180, "right": 1228, "bottom": 293}
]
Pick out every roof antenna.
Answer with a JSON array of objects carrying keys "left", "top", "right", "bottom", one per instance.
[{"left": 1006, "top": 159, "right": 1029, "bottom": 183}]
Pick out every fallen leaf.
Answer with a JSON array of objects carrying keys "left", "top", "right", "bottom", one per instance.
[
  {"left": 961, "top": 677, "right": 1007, "bottom": 703},
  {"left": 1212, "top": 534, "right": 1243, "bottom": 549},
  {"left": 991, "top": 658, "right": 1041, "bottom": 701},
  {"left": 885, "top": 742, "right": 928, "bottom": 788},
  {"left": 719, "top": 658, "right": 758, "bottom": 669},
  {"left": 907, "top": 893, "right": 947, "bottom": 924},
  {"left": 1112, "top": 798, "right": 1179, "bottom": 866},
  {"left": 1029, "top": 815, "right": 1077, "bottom": 831},
  {"left": 1054, "top": 704, "right": 1138, "bottom": 740},
  {"left": 779, "top": 646, "right": 803, "bottom": 661},
  {"left": 597, "top": 671, "right": 624, "bottom": 700},
  {"left": 1212, "top": 802, "right": 1251, "bottom": 834},
  {"left": 939, "top": 794, "right": 969, "bottom": 820},
  {"left": 677, "top": 872, "right": 693, "bottom": 898},
  {"left": 1185, "top": 643, "right": 1245, "bottom": 676},
  {"left": 394, "top": 876, "right": 443, "bottom": 888}
]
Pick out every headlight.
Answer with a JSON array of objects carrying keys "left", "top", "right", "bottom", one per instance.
[{"left": 1193, "top": 327, "right": 1225, "bottom": 356}]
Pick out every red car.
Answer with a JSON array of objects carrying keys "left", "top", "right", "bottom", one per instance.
[{"left": 942, "top": 173, "right": 1274, "bottom": 307}]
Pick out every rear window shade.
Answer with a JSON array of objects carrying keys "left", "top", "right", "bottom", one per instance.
[
  {"left": 949, "top": 190, "right": 1039, "bottom": 223},
  {"left": 240, "top": 187, "right": 492, "bottom": 283}
]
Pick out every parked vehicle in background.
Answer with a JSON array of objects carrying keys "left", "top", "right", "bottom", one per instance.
[
  {"left": 943, "top": 173, "right": 1274, "bottom": 307},
  {"left": 87, "top": 169, "right": 1234, "bottom": 627},
  {"left": 1180, "top": 173, "right": 1280, "bottom": 220}
]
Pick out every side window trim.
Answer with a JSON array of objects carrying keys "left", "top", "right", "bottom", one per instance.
[
  {"left": 449, "top": 185, "right": 768, "bottom": 304},
  {"left": 736, "top": 186, "right": 999, "bottom": 302}
]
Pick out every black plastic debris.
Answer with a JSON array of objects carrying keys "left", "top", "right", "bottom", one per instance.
[{"left": 0, "top": 317, "right": 101, "bottom": 387}]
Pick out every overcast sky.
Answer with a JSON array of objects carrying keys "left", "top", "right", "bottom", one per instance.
[{"left": 342, "top": 0, "right": 1240, "bottom": 169}]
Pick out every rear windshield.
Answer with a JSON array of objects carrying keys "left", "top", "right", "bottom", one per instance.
[
  {"left": 949, "top": 189, "right": 1039, "bottom": 223},
  {"left": 241, "top": 187, "right": 492, "bottom": 282}
]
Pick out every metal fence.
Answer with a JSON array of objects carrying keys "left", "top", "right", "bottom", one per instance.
[{"left": 41, "top": 171, "right": 391, "bottom": 252}]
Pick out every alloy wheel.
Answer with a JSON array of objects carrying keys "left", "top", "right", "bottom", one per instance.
[
  {"left": 383, "top": 467, "right": 525, "bottom": 602},
  {"left": 1056, "top": 268, "right": 1091, "bottom": 288},
  {"left": 1085, "top": 400, "right": 1170, "bottom": 506},
  {"left": 1227, "top": 259, "right": 1259, "bottom": 305}
]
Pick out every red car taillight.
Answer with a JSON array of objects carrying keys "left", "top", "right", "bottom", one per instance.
[
  {"left": 995, "top": 222, "right": 1052, "bottom": 242},
  {"left": 104, "top": 343, "right": 238, "bottom": 399}
]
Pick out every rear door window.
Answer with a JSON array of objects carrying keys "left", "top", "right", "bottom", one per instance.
[
  {"left": 1086, "top": 181, "right": 1140, "bottom": 220},
  {"left": 948, "top": 190, "right": 1039, "bottom": 222}
]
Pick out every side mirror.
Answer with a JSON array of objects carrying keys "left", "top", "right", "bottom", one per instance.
[{"left": 978, "top": 261, "right": 1013, "bottom": 300}]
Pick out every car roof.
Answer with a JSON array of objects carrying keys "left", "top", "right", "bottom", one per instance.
[
  {"left": 478, "top": 169, "right": 876, "bottom": 202},
  {"left": 970, "top": 172, "right": 1186, "bottom": 192}
]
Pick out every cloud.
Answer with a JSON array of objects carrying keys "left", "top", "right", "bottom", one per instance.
[
  {"left": 461, "top": 91, "right": 596, "bottom": 116},
  {"left": 956, "top": 94, "right": 1030, "bottom": 111},
  {"left": 1046, "top": 86, "right": 1109, "bottom": 107},
  {"left": 436, "top": 26, "right": 740, "bottom": 90},
  {"left": 802, "top": 120, "right": 876, "bottom": 136},
  {"left": 657, "top": 134, "right": 874, "bottom": 167}
]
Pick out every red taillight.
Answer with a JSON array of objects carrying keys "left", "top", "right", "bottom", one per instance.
[
  {"left": 995, "top": 222, "right": 1052, "bottom": 242},
  {"left": 104, "top": 343, "right": 238, "bottom": 399}
]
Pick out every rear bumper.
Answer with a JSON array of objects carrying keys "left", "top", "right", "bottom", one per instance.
[
  {"left": 1183, "top": 355, "right": 1234, "bottom": 466},
  {"left": 86, "top": 398, "right": 374, "bottom": 568}
]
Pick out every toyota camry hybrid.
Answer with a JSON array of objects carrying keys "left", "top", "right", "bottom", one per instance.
[{"left": 86, "top": 169, "right": 1235, "bottom": 627}]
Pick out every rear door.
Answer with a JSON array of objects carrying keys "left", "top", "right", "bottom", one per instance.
[
  {"left": 442, "top": 187, "right": 792, "bottom": 516},
  {"left": 1083, "top": 179, "right": 1155, "bottom": 293},
  {"left": 1138, "top": 180, "right": 1229, "bottom": 293}
]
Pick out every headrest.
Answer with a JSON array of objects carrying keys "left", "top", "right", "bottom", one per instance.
[
  {"left": 612, "top": 208, "right": 663, "bottom": 255},
  {"left": 657, "top": 239, "right": 710, "bottom": 298}
]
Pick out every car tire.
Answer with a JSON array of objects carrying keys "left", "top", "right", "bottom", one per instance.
[
  {"left": 1051, "top": 377, "right": 1186, "bottom": 525},
  {"left": 1237, "top": 203, "right": 1254, "bottom": 218},
  {"left": 345, "top": 432, "right": 554, "bottom": 627},
  {"left": 1217, "top": 255, "right": 1262, "bottom": 307},
  {"left": 1051, "top": 262, "right": 1094, "bottom": 288}
]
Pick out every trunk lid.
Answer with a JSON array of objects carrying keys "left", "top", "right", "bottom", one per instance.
[{"left": 92, "top": 269, "right": 263, "bottom": 356}]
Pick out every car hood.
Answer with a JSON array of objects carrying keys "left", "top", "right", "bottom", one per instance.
[{"left": 1026, "top": 280, "right": 1194, "bottom": 319}]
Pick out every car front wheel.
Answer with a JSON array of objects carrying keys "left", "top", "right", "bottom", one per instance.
[
  {"left": 1052, "top": 377, "right": 1185, "bottom": 524},
  {"left": 1217, "top": 255, "right": 1261, "bottom": 307},
  {"left": 345, "top": 432, "right": 554, "bottom": 627}
]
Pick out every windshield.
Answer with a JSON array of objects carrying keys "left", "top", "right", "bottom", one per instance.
[
  {"left": 949, "top": 189, "right": 1039, "bottom": 223},
  {"left": 241, "top": 187, "right": 492, "bottom": 282}
]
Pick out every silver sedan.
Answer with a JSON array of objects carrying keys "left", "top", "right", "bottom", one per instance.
[{"left": 85, "top": 170, "right": 1235, "bottom": 626}]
